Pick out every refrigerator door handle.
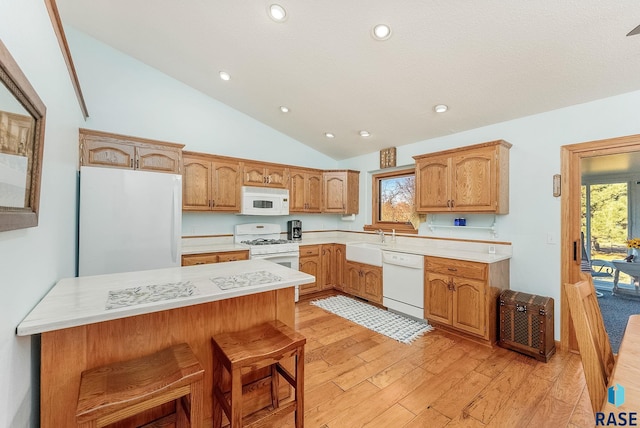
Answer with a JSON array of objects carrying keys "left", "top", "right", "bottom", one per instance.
[{"left": 171, "top": 178, "right": 180, "bottom": 264}]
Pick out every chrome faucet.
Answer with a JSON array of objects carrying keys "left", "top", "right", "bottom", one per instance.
[{"left": 376, "top": 229, "right": 385, "bottom": 243}]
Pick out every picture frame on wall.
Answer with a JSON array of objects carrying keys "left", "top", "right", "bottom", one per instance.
[{"left": 380, "top": 147, "right": 396, "bottom": 169}]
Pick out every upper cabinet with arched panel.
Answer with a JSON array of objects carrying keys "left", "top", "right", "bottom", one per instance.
[
  {"left": 413, "top": 140, "right": 511, "bottom": 214},
  {"left": 0, "top": 39, "right": 47, "bottom": 232},
  {"left": 79, "top": 128, "right": 184, "bottom": 174}
]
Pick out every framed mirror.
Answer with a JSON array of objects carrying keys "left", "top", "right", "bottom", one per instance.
[{"left": 0, "top": 39, "right": 46, "bottom": 232}]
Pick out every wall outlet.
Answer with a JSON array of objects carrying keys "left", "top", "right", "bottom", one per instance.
[
  {"left": 546, "top": 233, "right": 556, "bottom": 244},
  {"left": 489, "top": 245, "right": 496, "bottom": 254}
]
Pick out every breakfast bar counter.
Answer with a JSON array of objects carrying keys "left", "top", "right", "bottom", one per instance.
[{"left": 17, "top": 260, "right": 314, "bottom": 427}]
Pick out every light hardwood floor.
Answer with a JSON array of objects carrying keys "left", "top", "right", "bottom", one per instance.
[{"left": 271, "top": 291, "right": 595, "bottom": 428}]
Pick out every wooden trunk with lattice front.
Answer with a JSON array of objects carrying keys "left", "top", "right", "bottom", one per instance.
[{"left": 499, "top": 290, "right": 555, "bottom": 362}]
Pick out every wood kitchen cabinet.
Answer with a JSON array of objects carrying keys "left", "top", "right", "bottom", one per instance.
[
  {"left": 182, "top": 152, "right": 241, "bottom": 212},
  {"left": 333, "top": 244, "right": 346, "bottom": 291},
  {"left": 424, "top": 256, "right": 509, "bottom": 345},
  {"left": 181, "top": 250, "right": 249, "bottom": 266},
  {"left": 80, "top": 128, "right": 184, "bottom": 174},
  {"left": 320, "top": 244, "right": 345, "bottom": 290},
  {"left": 319, "top": 244, "right": 334, "bottom": 290},
  {"left": 242, "top": 161, "right": 289, "bottom": 188},
  {"left": 413, "top": 140, "right": 511, "bottom": 214},
  {"left": 289, "top": 168, "right": 322, "bottom": 213},
  {"left": 299, "top": 245, "right": 321, "bottom": 296},
  {"left": 344, "top": 260, "right": 382, "bottom": 304},
  {"left": 322, "top": 170, "right": 359, "bottom": 214}
]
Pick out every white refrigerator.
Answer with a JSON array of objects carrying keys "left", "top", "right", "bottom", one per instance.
[{"left": 78, "top": 166, "right": 182, "bottom": 276}]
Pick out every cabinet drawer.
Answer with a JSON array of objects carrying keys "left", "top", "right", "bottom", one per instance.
[
  {"left": 181, "top": 253, "right": 218, "bottom": 266},
  {"left": 426, "top": 257, "right": 486, "bottom": 280},
  {"left": 217, "top": 251, "right": 249, "bottom": 263},
  {"left": 300, "top": 245, "right": 320, "bottom": 257}
]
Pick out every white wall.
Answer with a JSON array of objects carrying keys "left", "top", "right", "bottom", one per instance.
[
  {"left": 338, "top": 90, "right": 640, "bottom": 338},
  {"left": 66, "top": 28, "right": 343, "bottom": 236},
  {"left": 0, "top": 1, "right": 83, "bottom": 426}
]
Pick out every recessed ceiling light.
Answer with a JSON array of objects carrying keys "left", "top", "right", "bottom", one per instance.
[
  {"left": 268, "top": 4, "right": 287, "bottom": 22},
  {"left": 325, "top": 132, "right": 335, "bottom": 139},
  {"left": 279, "top": 106, "right": 290, "bottom": 113},
  {"left": 219, "top": 71, "right": 231, "bottom": 81},
  {"left": 434, "top": 104, "right": 448, "bottom": 113},
  {"left": 372, "top": 24, "right": 392, "bottom": 41},
  {"left": 359, "top": 130, "right": 371, "bottom": 137}
]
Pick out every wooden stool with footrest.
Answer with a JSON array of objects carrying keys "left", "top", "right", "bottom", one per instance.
[
  {"left": 211, "top": 320, "right": 306, "bottom": 427},
  {"left": 75, "top": 343, "right": 204, "bottom": 427}
]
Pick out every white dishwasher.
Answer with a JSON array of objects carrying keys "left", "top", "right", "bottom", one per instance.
[{"left": 382, "top": 251, "right": 425, "bottom": 319}]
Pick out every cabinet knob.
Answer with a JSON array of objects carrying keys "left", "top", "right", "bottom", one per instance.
[{"left": 448, "top": 267, "right": 457, "bottom": 272}]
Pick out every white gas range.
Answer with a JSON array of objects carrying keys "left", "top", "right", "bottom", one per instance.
[{"left": 234, "top": 223, "right": 301, "bottom": 301}]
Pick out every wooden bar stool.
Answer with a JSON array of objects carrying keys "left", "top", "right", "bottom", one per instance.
[
  {"left": 211, "top": 320, "right": 306, "bottom": 427},
  {"left": 76, "top": 343, "right": 205, "bottom": 428}
]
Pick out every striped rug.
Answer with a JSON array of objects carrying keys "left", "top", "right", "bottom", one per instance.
[{"left": 311, "top": 295, "right": 433, "bottom": 344}]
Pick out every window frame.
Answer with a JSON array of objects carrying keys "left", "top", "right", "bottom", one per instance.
[{"left": 364, "top": 168, "right": 418, "bottom": 234}]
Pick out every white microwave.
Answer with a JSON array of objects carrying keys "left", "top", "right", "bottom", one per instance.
[{"left": 240, "top": 186, "right": 290, "bottom": 216}]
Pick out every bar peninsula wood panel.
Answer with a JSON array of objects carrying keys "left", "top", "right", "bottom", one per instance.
[{"left": 39, "top": 287, "right": 295, "bottom": 427}]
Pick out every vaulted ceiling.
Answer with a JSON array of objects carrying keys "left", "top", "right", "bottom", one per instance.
[{"left": 56, "top": 1, "right": 640, "bottom": 160}]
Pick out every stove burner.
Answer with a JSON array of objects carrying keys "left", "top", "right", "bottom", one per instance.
[{"left": 241, "top": 238, "right": 292, "bottom": 246}]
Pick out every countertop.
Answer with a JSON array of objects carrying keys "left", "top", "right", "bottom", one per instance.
[
  {"left": 181, "top": 242, "right": 249, "bottom": 255},
  {"left": 17, "top": 259, "right": 314, "bottom": 336},
  {"left": 182, "top": 235, "right": 511, "bottom": 264},
  {"left": 367, "top": 243, "right": 511, "bottom": 263}
]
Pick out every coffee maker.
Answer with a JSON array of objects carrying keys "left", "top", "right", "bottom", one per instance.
[{"left": 287, "top": 220, "right": 302, "bottom": 241}]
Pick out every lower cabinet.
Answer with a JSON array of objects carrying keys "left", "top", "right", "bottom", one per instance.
[
  {"left": 299, "top": 245, "right": 321, "bottom": 296},
  {"left": 333, "top": 244, "right": 346, "bottom": 291},
  {"left": 424, "top": 256, "right": 509, "bottom": 344},
  {"left": 320, "top": 244, "right": 335, "bottom": 290},
  {"left": 344, "top": 260, "right": 382, "bottom": 304},
  {"left": 217, "top": 251, "right": 250, "bottom": 263},
  {"left": 181, "top": 250, "right": 249, "bottom": 266}
]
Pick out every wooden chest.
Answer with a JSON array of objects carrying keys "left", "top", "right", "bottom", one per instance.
[{"left": 499, "top": 290, "right": 555, "bottom": 362}]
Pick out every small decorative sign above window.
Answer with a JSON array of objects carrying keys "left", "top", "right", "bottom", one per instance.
[{"left": 380, "top": 147, "right": 396, "bottom": 169}]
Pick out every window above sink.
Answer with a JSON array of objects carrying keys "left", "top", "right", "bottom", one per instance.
[{"left": 364, "top": 168, "right": 418, "bottom": 235}]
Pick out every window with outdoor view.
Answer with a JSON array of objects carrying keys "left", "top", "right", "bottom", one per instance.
[
  {"left": 367, "top": 169, "right": 416, "bottom": 233},
  {"left": 581, "top": 181, "right": 629, "bottom": 261}
]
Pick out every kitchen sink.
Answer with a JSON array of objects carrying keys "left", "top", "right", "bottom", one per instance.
[{"left": 345, "top": 242, "right": 387, "bottom": 266}]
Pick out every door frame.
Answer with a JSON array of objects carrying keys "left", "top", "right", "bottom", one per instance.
[{"left": 561, "top": 133, "right": 640, "bottom": 351}]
